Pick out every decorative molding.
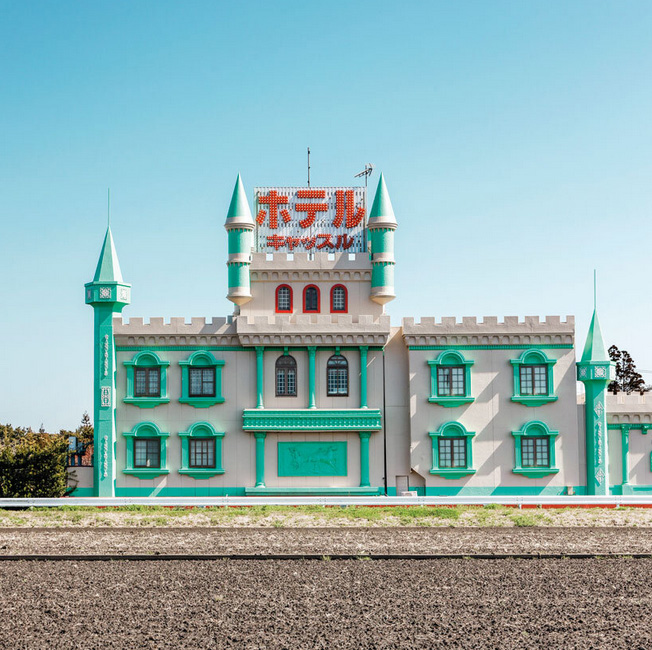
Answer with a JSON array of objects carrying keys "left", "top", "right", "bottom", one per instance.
[
  {"left": 410, "top": 344, "right": 574, "bottom": 351},
  {"left": 102, "top": 435, "right": 108, "bottom": 479},
  {"left": 242, "top": 408, "right": 382, "bottom": 432},
  {"left": 103, "top": 335, "right": 109, "bottom": 377},
  {"left": 100, "top": 386, "right": 111, "bottom": 408}
]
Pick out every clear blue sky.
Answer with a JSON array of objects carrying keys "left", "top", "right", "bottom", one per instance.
[{"left": 1, "top": 1, "right": 651, "bottom": 431}]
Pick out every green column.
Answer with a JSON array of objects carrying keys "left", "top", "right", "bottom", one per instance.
[
  {"left": 308, "top": 346, "right": 316, "bottom": 409},
  {"left": 621, "top": 426, "right": 630, "bottom": 490},
  {"left": 254, "top": 432, "right": 266, "bottom": 487},
  {"left": 359, "top": 432, "right": 371, "bottom": 487},
  {"left": 93, "top": 306, "right": 117, "bottom": 497},
  {"left": 359, "top": 346, "right": 368, "bottom": 409},
  {"left": 583, "top": 380, "right": 610, "bottom": 496},
  {"left": 256, "top": 346, "right": 264, "bottom": 409}
]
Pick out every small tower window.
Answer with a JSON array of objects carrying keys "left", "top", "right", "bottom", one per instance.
[
  {"left": 331, "top": 285, "right": 347, "bottom": 313},
  {"left": 327, "top": 355, "right": 348, "bottom": 396},
  {"left": 276, "top": 355, "right": 297, "bottom": 396},
  {"left": 276, "top": 285, "right": 292, "bottom": 313},
  {"left": 303, "top": 285, "right": 320, "bottom": 312}
]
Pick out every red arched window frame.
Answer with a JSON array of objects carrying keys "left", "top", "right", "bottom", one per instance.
[
  {"left": 330, "top": 285, "right": 348, "bottom": 313},
  {"left": 275, "top": 285, "right": 293, "bottom": 314},
  {"left": 303, "top": 285, "right": 320, "bottom": 313}
]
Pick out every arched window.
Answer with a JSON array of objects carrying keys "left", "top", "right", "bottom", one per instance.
[
  {"left": 276, "top": 285, "right": 292, "bottom": 313},
  {"left": 303, "top": 285, "right": 320, "bottom": 312},
  {"left": 327, "top": 355, "right": 348, "bottom": 396},
  {"left": 331, "top": 285, "right": 347, "bottom": 313},
  {"left": 276, "top": 355, "right": 297, "bottom": 396}
]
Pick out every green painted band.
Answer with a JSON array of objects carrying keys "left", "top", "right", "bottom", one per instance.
[{"left": 409, "top": 344, "right": 574, "bottom": 351}]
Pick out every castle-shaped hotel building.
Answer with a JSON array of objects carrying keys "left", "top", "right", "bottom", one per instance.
[{"left": 76, "top": 175, "right": 652, "bottom": 497}]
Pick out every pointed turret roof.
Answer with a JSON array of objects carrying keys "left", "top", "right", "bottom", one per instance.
[
  {"left": 225, "top": 174, "right": 254, "bottom": 228},
  {"left": 368, "top": 173, "right": 397, "bottom": 229},
  {"left": 581, "top": 309, "right": 608, "bottom": 363},
  {"left": 93, "top": 226, "right": 124, "bottom": 283}
]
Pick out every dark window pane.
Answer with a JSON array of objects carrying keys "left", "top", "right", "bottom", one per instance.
[
  {"left": 305, "top": 287, "right": 318, "bottom": 311},
  {"left": 327, "top": 355, "right": 348, "bottom": 395},
  {"left": 134, "top": 438, "right": 160, "bottom": 468},
  {"left": 276, "top": 355, "right": 297, "bottom": 396},
  {"left": 277, "top": 286, "right": 291, "bottom": 311},
  {"left": 190, "top": 438, "right": 216, "bottom": 468},
  {"left": 332, "top": 286, "right": 346, "bottom": 311}
]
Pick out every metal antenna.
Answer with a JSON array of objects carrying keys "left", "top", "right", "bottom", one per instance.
[
  {"left": 307, "top": 147, "right": 311, "bottom": 186},
  {"left": 354, "top": 163, "right": 374, "bottom": 188},
  {"left": 107, "top": 188, "right": 111, "bottom": 226}
]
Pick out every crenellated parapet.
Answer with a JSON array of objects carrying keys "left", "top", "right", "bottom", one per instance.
[
  {"left": 402, "top": 315, "right": 575, "bottom": 347},
  {"left": 235, "top": 313, "right": 391, "bottom": 347},
  {"left": 114, "top": 316, "right": 239, "bottom": 347},
  {"left": 250, "top": 251, "right": 372, "bottom": 283},
  {"left": 607, "top": 393, "right": 652, "bottom": 425}
]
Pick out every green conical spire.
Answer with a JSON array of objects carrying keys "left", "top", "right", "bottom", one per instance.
[
  {"left": 226, "top": 173, "right": 253, "bottom": 223},
  {"left": 581, "top": 309, "right": 608, "bottom": 363},
  {"left": 368, "top": 173, "right": 396, "bottom": 224},
  {"left": 93, "top": 226, "right": 123, "bottom": 283}
]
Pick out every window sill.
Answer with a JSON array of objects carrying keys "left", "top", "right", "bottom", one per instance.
[
  {"left": 179, "top": 397, "right": 225, "bottom": 408},
  {"left": 428, "top": 396, "right": 474, "bottom": 408},
  {"left": 429, "top": 468, "right": 476, "bottom": 479},
  {"left": 123, "top": 397, "right": 170, "bottom": 409},
  {"left": 511, "top": 395, "right": 558, "bottom": 407},
  {"left": 512, "top": 467, "right": 559, "bottom": 478},
  {"left": 178, "top": 468, "right": 225, "bottom": 479},
  {"left": 123, "top": 468, "right": 170, "bottom": 478}
]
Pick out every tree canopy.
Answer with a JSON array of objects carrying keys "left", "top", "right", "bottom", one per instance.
[{"left": 608, "top": 345, "right": 648, "bottom": 394}]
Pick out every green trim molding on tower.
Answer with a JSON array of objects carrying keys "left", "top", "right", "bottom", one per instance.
[
  {"left": 368, "top": 173, "right": 397, "bottom": 305},
  {"left": 224, "top": 174, "right": 255, "bottom": 306},
  {"left": 85, "top": 226, "right": 131, "bottom": 497},
  {"left": 577, "top": 308, "right": 615, "bottom": 496}
]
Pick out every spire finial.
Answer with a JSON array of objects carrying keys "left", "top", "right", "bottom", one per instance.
[
  {"left": 593, "top": 269, "right": 597, "bottom": 311},
  {"left": 107, "top": 188, "right": 111, "bottom": 227}
]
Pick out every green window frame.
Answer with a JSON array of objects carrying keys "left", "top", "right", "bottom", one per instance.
[
  {"left": 123, "top": 351, "right": 170, "bottom": 408},
  {"left": 178, "top": 421, "right": 225, "bottom": 479},
  {"left": 428, "top": 422, "right": 476, "bottom": 478},
  {"left": 510, "top": 349, "right": 557, "bottom": 406},
  {"left": 427, "top": 350, "right": 474, "bottom": 407},
  {"left": 512, "top": 420, "right": 559, "bottom": 478},
  {"left": 123, "top": 421, "right": 170, "bottom": 478},
  {"left": 179, "top": 351, "right": 226, "bottom": 408}
]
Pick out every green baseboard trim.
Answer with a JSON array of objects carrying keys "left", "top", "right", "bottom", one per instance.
[
  {"left": 68, "top": 487, "right": 95, "bottom": 497},
  {"left": 611, "top": 485, "right": 652, "bottom": 495},
  {"left": 422, "top": 485, "right": 587, "bottom": 496},
  {"left": 115, "top": 487, "right": 247, "bottom": 497},
  {"left": 244, "top": 487, "right": 384, "bottom": 496}
]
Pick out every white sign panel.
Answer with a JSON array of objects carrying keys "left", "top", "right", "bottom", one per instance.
[{"left": 253, "top": 187, "right": 367, "bottom": 253}]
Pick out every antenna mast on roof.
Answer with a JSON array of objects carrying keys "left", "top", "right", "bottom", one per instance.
[
  {"left": 107, "top": 188, "right": 111, "bottom": 226},
  {"left": 307, "top": 147, "right": 311, "bottom": 186},
  {"left": 354, "top": 163, "right": 374, "bottom": 188}
]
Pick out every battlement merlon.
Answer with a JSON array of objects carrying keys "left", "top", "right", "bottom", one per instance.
[
  {"left": 607, "top": 393, "right": 652, "bottom": 423},
  {"left": 250, "top": 251, "right": 371, "bottom": 271},
  {"left": 402, "top": 315, "right": 575, "bottom": 347}
]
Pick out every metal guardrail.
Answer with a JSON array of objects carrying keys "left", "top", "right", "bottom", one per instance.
[{"left": 2, "top": 495, "right": 652, "bottom": 508}]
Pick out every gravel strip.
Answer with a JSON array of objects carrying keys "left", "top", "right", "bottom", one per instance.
[
  {"left": 3, "top": 527, "right": 652, "bottom": 556},
  {"left": 1, "top": 558, "right": 651, "bottom": 649}
]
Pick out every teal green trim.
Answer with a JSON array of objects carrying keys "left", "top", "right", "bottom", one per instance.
[
  {"left": 359, "top": 346, "right": 368, "bottom": 409},
  {"left": 256, "top": 347, "right": 264, "bottom": 409},
  {"left": 115, "top": 487, "right": 248, "bottom": 497},
  {"left": 244, "top": 486, "right": 384, "bottom": 496},
  {"left": 178, "top": 422, "right": 225, "bottom": 479},
  {"left": 117, "top": 346, "right": 245, "bottom": 352},
  {"left": 369, "top": 174, "right": 396, "bottom": 223},
  {"left": 510, "top": 349, "right": 557, "bottom": 406},
  {"left": 359, "top": 432, "right": 371, "bottom": 487},
  {"left": 68, "top": 487, "right": 95, "bottom": 497},
  {"left": 179, "top": 351, "right": 226, "bottom": 407},
  {"left": 92, "top": 227, "right": 124, "bottom": 283},
  {"left": 123, "top": 351, "right": 170, "bottom": 408},
  {"left": 511, "top": 420, "right": 558, "bottom": 478},
  {"left": 226, "top": 174, "right": 253, "bottom": 222},
  {"left": 581, "top": 309, "right": 608, "bottom": 363},
  {"left": 278, "top": 441, "right": 347, "bottom": 477},
  {"left": 122, "top": 422, "right": 169, "bottom": 478},
  {"left": 427, "top": 350, "right": 474, "bottom": 407},
  {"left": 254, "top": 432, "right": 266, "bottom": 488},
  {"left": 308, "top": 346, "right": 316, "bottom": 409},
  {"left": 243, "top": 408, "right": 382, "bottom": 432},
  {"left": 409, "top": 344, "right": 573, "bottom": 350},
  {"left": 422, "top": 485, "right": 586, "bottom": 496},
  {"left": 429, "top": 422, "right": 476, "bottom": 479},
  {"left": 608, "top": 423, "right": 651, "bottom": 491}
]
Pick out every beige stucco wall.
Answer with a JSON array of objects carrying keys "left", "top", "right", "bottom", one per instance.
[{"left": 407, "top": 346, "right": 582, "bottom": 492}]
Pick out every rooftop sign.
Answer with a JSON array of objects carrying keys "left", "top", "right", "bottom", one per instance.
[{"left": 253, "top": 187, "right": 366, "bottom": 253}]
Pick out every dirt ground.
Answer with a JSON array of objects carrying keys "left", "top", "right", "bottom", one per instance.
[
  {"left": 3, "top": 526, "right": 652, "bottom": 556},
  {"left": 0, "top": 557, "right": 650, "bottom": 649}
]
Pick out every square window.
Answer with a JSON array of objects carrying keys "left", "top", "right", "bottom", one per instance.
[
  {"left": 134, "top": 438, "right": 161, "bottom": 468},
  {"left": 189, "top": 438, "right": 216, "bottom": 468},
  {"left": 520, "top": 365, "right": 548, "bottom": 396},
  {"left": 521, "top": 437, "right": 549, "bottom": 467},
  {"left": 437, "top": 367, "right": 465, "bottom": 397},
  {"left": 189, "top": 367, "right": 216, "bottom": 397},
  {"left": 438, "top": 437, "right": 467, "bottom": 468},
  {"left": 134, "top": 368, "right": 161, "bottom": 397}
]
